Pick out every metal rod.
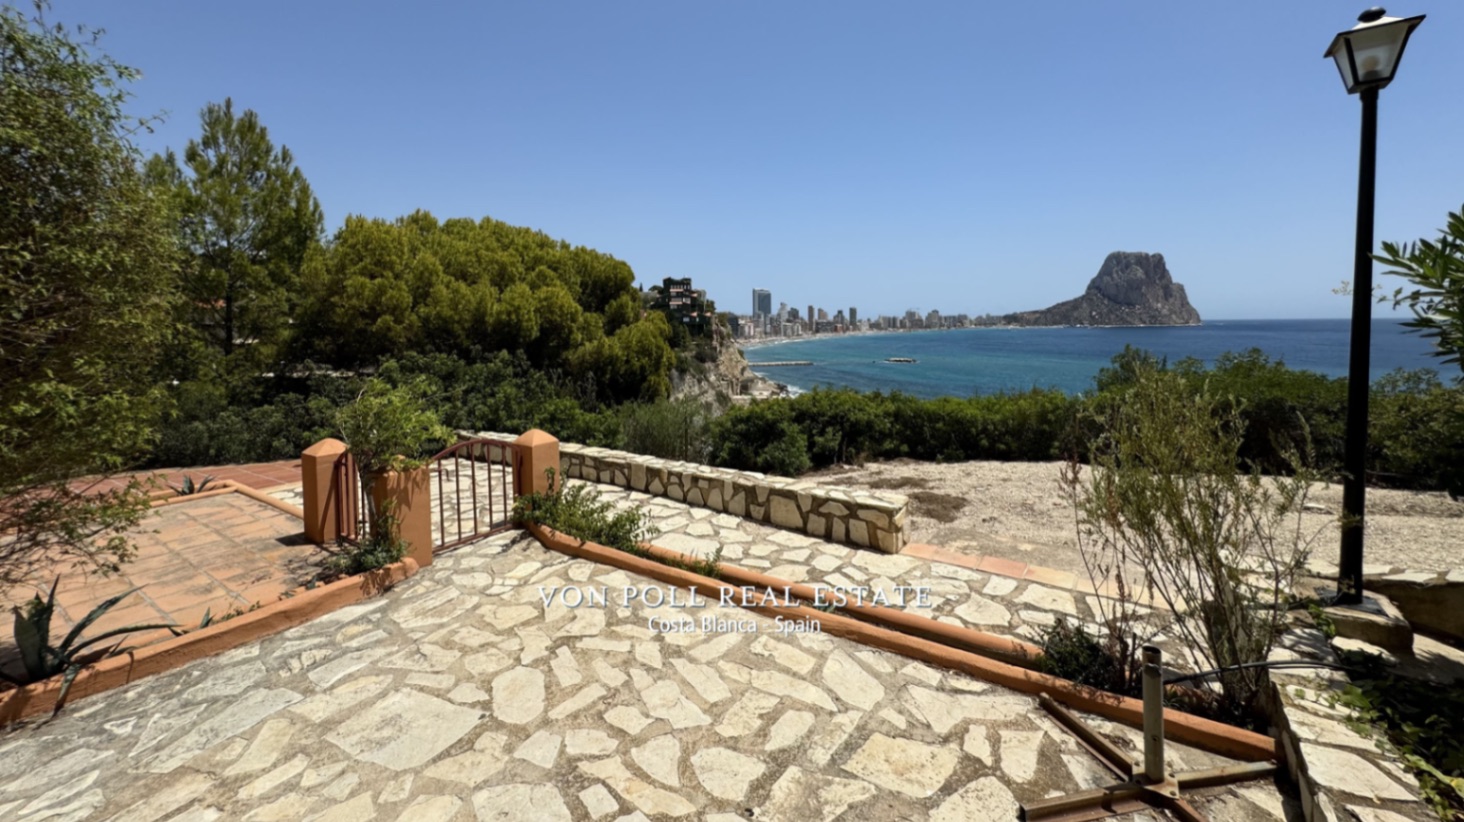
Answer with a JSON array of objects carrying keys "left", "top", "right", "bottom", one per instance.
[
  {"left": 1038, "top": 693, "right": 1135, "bottom": 779},
  {"left": 1162, "top": 795, "right": 1208, "bottom": 822},
  {"left": 1338, "top": 85, "right": 1380, "bottom": 606},
  {"left": 469, "top": 450, "right": 479, "bottom": 536},
  {"left": 437, "top": 458, "right": 446, "bottom": 548},
  {"left": 1019, "top": 784, "right": 1147, "bottom": 821},
  {"left": 1176, "top": 761, "right": 1278, "bottom": 790},
  {"left": 1141, "top": 645, "right": 1165, "bottom": 784},
  {"left": 453, "top": 446, "right": 463, "bottom": 543}
]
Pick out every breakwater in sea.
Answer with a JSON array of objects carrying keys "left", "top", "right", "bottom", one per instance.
[{"left": 742, "top": 319, "right": 1444, "bottom": 399}]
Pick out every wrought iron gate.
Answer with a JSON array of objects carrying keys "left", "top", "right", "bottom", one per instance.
[{"left": 429, "top": 438, "right": 521, "bottom": 551}]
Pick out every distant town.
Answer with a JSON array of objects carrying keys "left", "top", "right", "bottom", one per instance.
[{"left": 647, "top": 277, "right": 994, "bottom": 342}]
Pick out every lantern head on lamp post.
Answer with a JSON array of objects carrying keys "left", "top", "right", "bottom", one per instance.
[
  {"left": 1325, "top": 8, "right": 1423, "bottom": 606},
  {"left": 1325, "top": 8, "right": 1425, "bottom": 94}
]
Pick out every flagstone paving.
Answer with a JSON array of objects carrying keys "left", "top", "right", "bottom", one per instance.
[{"left": 0, "top": 515, "right": 1305, "bottom": 821}]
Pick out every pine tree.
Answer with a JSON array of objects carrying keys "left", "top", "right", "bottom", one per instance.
[{"left": 152, "top": 98, "right": 323, "bottom": 380}]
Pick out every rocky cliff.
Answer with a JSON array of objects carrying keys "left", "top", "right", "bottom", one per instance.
[
  {"left": 669, "top": 322, "right": 786, "bottom": 406},
  {"left": 1003, "top": 252, "right": 1201, "bottom": 327}
]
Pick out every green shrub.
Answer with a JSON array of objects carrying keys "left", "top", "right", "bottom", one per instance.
[
  {"left": 1173, "top": 349, "right": 1347, "bottom": 475},
  {"left": 1338, "top": 657, "right": 1464, "bottom": 820},
  {"left": 325, "top": 503, "right": 408, "bottom": 576},
  {"left": 513, "top": 469, "right": 659, "bottom": 556},
  {"left": 1064, "top": 365, "right": 1323, "bottom": 723},
  {"left": 1369, "top": 369, "right": 1464, "bottom": 496},
  {"left": 621, "top": 398, "right": 713, "bottom": 463},
  {"left": 708, "top": 402, "right": 811, "bottom": 476},
  {"left": 1036, "top": 617, "right": 1140, "bottom": 696},
  {"left": 706, "top": 387, "right": 1080, "bottom": 475}
]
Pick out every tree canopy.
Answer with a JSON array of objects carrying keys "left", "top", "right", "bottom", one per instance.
[
  {"left": 294, "top": 211, "right": 674, "bottom": 403},
  {"left": 1379, "top": 204, "right": 1464, "bottom": 375},
  {"left": 0, "top": 2, "right": 178, "bottom": 590}
]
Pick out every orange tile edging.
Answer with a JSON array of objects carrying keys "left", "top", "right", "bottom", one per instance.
[
  {"left": 0, "top": 558, "right": 419, "bottom": 727},
  {"left": 149, "top": 479, "right": 305, "bottom": 521}
]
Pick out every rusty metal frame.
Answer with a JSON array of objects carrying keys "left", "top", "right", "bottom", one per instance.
[
  {"left": 1020, "top": 647, "right": 1278, "bottom": 822},
  {"left": 429, "top": 438, "right": 522, "bottom": 552},
  {"left": 332, "top": 451, "right": 370, "bottom": 547}
]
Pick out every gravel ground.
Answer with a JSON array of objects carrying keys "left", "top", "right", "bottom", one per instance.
[{"left": 810, "top": 459, "right": 1464, "bottom": 577}]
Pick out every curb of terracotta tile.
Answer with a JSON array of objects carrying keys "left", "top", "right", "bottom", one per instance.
[
  {"left": 146, "top": 480, "right": 304, "bottom": 521},
  {"left": 528, "top": 523, "right": 1277, "bottom": 763},
  {"left": 0, "top": 558, "right": 418, "bottom": 728},
  {"left": 148, "top": 486, "right": 236, "bottom": 507},
  {"left": 220, "top": 480, "right": 306, "bottom": 520},
  {"left": 639, "top": 542, "right": 1042, "bottom": 667},
  {"left": 904, "top": 542, "right": 1168, "bottom": 610}
]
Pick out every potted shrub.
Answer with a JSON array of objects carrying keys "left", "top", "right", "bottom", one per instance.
[{"left": 335, "top": 378, "right": 451, "bottom": 571}]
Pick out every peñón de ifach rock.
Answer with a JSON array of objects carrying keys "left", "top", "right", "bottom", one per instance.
[{"left": 1002, "top": 252, "right": 1201, "bottom": 327}]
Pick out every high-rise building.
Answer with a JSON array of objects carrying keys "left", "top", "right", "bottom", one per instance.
[
  {"left": 788, "top": 306, "right": 800, "bottom": 321},
  {"left": 817, "top": 307, "right": 828, "bottom": 321},
  {"left": 849, "top": 307, "right": 858, "bottom": 326},
  {"left": 752, "top": 289, "right": 772, "bottom": 318}
]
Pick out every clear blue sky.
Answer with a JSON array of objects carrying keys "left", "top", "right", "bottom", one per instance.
[{"left": 58, "top": 1, "right": 1464, "bottom": 319}]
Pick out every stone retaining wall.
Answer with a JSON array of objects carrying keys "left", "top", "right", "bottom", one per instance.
[
  {"left": 1267, "top": 627, "right": 1434, "bottom": 821},
  {"left": 464, "top": 431, "right": 910, "bottom": 553}
]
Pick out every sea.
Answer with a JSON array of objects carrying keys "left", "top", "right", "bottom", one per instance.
[{"left": 742, "top": 319, "right": 1448, "bottom": 400}]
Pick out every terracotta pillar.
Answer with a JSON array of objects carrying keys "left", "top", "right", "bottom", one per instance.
[
  {"left": 514, "top": 429, "right": 561, "bottom": 498},
  {"left": 301, "top": 438, "right": 348, "bottom": 545},
  {"left": 370, "top": 466, "right": 433, "bottom": 570}
]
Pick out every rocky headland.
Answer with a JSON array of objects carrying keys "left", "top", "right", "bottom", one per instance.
[{"left": 1003, "top": 251, "right": 1201, "bottom": 327}]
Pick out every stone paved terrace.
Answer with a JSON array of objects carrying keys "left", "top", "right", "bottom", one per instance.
[
  {"left": 0, "top": 519, "right": 1308, "bottom": 821},
  {"left": 0, "top": 493, "right": 326, "bottom": 681}
]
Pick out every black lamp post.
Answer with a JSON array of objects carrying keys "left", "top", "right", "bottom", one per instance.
[{"left": 1324, "top": 7, "right": 1424, "bottom": 605}]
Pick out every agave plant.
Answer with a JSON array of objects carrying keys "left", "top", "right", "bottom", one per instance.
[
  {"left": 0, "top": 578, "right": 175, "bottom": 712},
  {"left": 168, "top": 474, "right": 217, "bottom": 496}
]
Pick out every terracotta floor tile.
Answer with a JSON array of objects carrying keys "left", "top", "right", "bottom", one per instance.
[
  {"left": 4, "top": 475, "right": 318, "bottom": 662},
  {"left": 976, "top": 555, "right": 1029, "bottom": 580}
]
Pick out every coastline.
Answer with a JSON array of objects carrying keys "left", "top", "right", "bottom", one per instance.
[
  {"left": 734, "top": 319, "right": 1439, "bottom": 401},
  {"left": 735, "top": 322, "right": 1210, "bottom": 353}
]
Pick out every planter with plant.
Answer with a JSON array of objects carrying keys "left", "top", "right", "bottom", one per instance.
[
  {"left": 334, "top": 378, "right": 451, "bottom": 572},
  {"left": 0, "top": 578, "right": 175, "bottom": 713},
  {"left": 514, "top": 469, "right": 662, "bottom": 560}
]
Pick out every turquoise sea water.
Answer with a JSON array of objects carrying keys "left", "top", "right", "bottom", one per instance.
[{"left": 743, "top": 319, "right": 1447, "bottom": 399}]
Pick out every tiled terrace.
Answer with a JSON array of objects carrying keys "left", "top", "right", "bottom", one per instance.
[{"left": 0, "top": 493, "right": 324, "bottom": 681}]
